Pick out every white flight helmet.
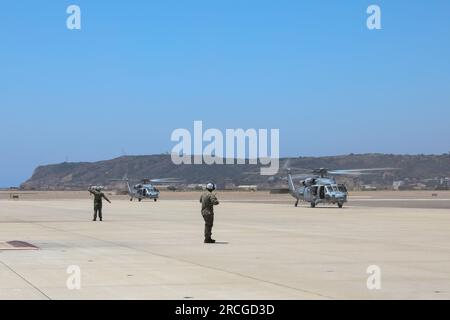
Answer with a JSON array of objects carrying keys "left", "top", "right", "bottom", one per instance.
[{"left": 206, "top": 183, "right": 216, "bottom": 192}]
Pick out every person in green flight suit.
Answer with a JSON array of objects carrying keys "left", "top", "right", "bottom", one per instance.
[
  {"left": 89, "top": 186, "right": 111, "bottom": 222},
  {"left": 200, "top": 183, "right": 220, "bottom": 243}
]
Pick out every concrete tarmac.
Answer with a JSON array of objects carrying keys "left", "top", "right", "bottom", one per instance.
[{"left": 1, "top": 192, "right": 450, "bottom": 300}]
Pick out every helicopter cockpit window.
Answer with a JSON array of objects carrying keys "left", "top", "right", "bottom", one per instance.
[
  {"left": 326, "top": 186, "right": 333, "bottom": 194},
  {"left": 338, "top": 185, "right": 347, "bottom": 192}
]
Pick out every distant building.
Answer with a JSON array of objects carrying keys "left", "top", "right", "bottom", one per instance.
[
  {"left": 361, "top": 185, "right": 377, "bottom": 191},
  {"left": 187, "top": 184, "right": 205, "bottom": 191},
  {"left": 237, "top": 185, "right": 258, "bottom": 192},
  {"left": 224, "top": 179, "right": 236, "bottom": 190},
  {"left": 412, "top": 183, "right": 427, "bottom": 190},
  {"left": 393, "top": 180, "right": 428, "bottom": 191}
]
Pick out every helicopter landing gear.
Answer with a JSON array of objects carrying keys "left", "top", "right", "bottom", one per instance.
[
  {"left": 295, "top": 200, "right": 299, "bottom": 207},
  {"left": 338, "top": 203, "right": 344, "bottom": 208},
  {"left": 154, "top": 199, "right": 157, "bottom": 202},
  {"left": 310, "top": 202, "right": 316, "bottom": 208},
  {"left": 130, "top": 198, "right": 133, "bottom": 202},
  {"left": 138, "top": 198, "right": 142, "bottom": 202}
]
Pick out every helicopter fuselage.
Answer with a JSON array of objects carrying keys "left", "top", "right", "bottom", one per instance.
[
  {"left": 289, "top": 175, "right": 348, "bottom": 208},
  {"left": 131, "top": 184, "right": 160, "bottom": 202}
]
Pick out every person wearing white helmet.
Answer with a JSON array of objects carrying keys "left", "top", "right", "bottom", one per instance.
[{"left": 200, "top": 183, "right": 220, "bottom": 243}]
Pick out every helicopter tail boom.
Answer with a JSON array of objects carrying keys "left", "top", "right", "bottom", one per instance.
[
  {"left": 110, "top": 176, "right": 134, "bottom": 198},
  {"left": 287, "top": 173, "right": 297, "bottom": 196}
]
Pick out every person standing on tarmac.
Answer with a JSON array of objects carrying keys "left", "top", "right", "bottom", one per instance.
[
  {"left": 89, "top": 187, "right": 111, "bottom": 222},
  {"left": 200, "top": 183, "right": 220, "bottom": 243}
]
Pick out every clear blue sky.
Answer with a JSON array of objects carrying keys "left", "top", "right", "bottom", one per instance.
[{"left": 1, "top": 1, "right": 449, "bottom": 186}]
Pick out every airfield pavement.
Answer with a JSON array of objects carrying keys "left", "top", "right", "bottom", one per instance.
[{"left": 0, "top": 190, "right": 450, "bottom": 300}]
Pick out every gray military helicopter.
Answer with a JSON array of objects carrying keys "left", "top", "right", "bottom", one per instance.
[
  {"left": 112, "top": 177, "right": 183, "bottom": 202},
  {"left": 287, "top": 167, "right": 396, "bottom": 208}
]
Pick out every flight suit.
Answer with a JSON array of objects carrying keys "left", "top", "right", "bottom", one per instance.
[
  {"left": 89, "top": 189, "right": 111, "bottom": 221},
  {"left": 200, "top": 191, "right": 219, "bottom": 241}
]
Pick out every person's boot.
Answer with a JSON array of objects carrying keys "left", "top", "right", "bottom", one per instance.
[{"left": 204, "top": 238, "right": 216, "bottom": 244}]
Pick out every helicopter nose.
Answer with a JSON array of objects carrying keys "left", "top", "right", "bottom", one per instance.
[{"left": 334, "top": 192, "right": 346, "bottom": 200}]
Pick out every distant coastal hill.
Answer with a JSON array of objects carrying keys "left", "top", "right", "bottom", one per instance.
[{"left": 21, "top": 154, "right": 450, "bottom": 190}]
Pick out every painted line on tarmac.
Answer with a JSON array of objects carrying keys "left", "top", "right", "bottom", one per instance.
[
  {"left": 0, "top": 259, "right": 51, "bottom": 300},
  {"left": 29, "top": 221, "right": 334, "bottom": 300}
]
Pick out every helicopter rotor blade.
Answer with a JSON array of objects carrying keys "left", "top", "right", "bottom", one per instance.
[
  {"left": 149, "top": 178, "right": 185, "bottom": 184},
  {"left": 280, "top": 159, "right": 314, "bottom": 173},
  {"left": 111, "top": 177, "right": 185, "bottom": 184},
  {"left": 328, "top": 168, "right": 399, "bottom": 176},
  {"left": 243, "top": 166, "right": 310, "bottom": 175},
  {"left": 282, "top": 174, "right": 311, "bottom": 180}
]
